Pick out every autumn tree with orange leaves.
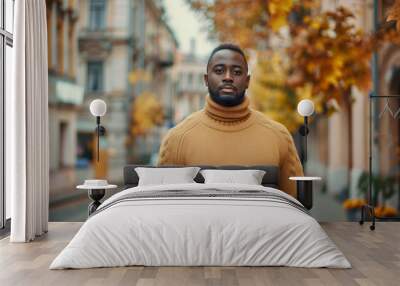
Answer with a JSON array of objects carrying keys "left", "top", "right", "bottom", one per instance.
[
  {"left": 188, "top": 0, "right": 400, "bottom": 121},
  {"left": 188, "top": 0, "right": 374, "bottom": 126},
  {"left": 287, "top": 7, "right": 373, "bottom": 105},
  {"left": 187, "top": 0, "right": 400, "bottom": 198},
  {"left": 287, "top": 7, "right": 375, "bottom": 186},
  {"left": 128, "top": 69, "right": 165, "bottom": 138},
  {"left": 187, "top": 0, "right": 299, "bottom": 48}
]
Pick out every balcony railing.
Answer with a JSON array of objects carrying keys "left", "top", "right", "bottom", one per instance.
[{"left": 48, "top": 75, "right": 84, "bottom": 106}]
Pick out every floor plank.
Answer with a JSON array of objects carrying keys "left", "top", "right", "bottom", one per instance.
[{"left": 0, "top": 222, "right": 399, "bottom": 286}]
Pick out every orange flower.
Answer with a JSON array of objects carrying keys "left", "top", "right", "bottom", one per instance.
[
  {"left": 343, "top": 198, "right": 366, "bottom": 210},
  {"left": 374, "top": 206, "right": 398, "bottom": 217}
]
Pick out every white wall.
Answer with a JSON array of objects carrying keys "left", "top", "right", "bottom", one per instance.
[
  {"left": 350, "top": 88, "right": 368, "bottom": 198},
  {"left": 110, "top": 0, "right": 131, "bottom": 37},
  {"left": 106, "top": 45, "right": 129, "bottom": 93}
]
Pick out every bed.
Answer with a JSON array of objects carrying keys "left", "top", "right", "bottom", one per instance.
[{"left": 49, "top": 165, "right": 351, "bottom": 269}]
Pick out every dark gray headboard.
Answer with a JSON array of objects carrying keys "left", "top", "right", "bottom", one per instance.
[{"left": 123, "top": 165, "right": 279, "bottom": 189}]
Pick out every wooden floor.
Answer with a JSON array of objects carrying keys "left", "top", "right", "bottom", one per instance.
[{"left": 0, "top": 222, "right": 399, "bottom": 286}]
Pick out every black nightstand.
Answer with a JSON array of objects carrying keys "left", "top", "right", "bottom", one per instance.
[
  {"left": 77, "top": 181, "right": 117, "bottom": 216},
  {"left": 289, "top": 176, "right": 322, "bottom": 210}
]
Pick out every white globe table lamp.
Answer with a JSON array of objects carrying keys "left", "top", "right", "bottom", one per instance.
[
  {"left": 297, "top": 99, "right": 315, "bottom": 167},
  {"left": 297, "top": 99, "right": 315, "bottom": 117},
  {"left": 290, "top": 99, "right": 320, "bottom": 210},
  {"left": 89, "top": 99, "right": 107, "bottom": 162},
  {"left": 75, "top": 99, "right": 114, "bottom": 216}
]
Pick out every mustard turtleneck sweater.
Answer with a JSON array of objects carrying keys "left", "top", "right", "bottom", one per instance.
[{"left": 158, "top": 95, "right": 304, "bottom": 197}]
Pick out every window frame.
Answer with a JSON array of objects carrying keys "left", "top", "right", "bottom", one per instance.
[
  {"left": 89, "top": 0, "right": 106, "bottom": 31},
  {"left": 86, "top": 60, "right": 104, "bottom": 93}
]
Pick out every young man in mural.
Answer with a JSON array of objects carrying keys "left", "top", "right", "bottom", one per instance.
[{"left": 158, "top": 44, "right": 303, "bottom": 197}]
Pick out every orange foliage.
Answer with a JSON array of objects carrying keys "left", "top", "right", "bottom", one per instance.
[
  {"left": 189, "top": 1, "right": 400, "bottom": 129},
  {"left": 187, "top": 0, "right": 298, "bottom": 49},
  {"left": 249, "top": 50, "right": 322, "bottom": 132},
  {"left": 288, "top": 7, "right": 373, "bottom": 106},
  {"left": 343, "top": 198, "right": 367, "bottom": 210},
  {"left": 342, "top": 199, "right": 398, "bottom": 217},
  {"left": 131, "top": 91, "right": 164, "bottom": 137},
  {"left": 387, "top": 0, "right": 400, "bottom": 31},
  {"left": 374, "top": 205, "right": 398, "bottom": 217},
  {"left": 128, "top": 68, "right": 164, "bottom": 138}
]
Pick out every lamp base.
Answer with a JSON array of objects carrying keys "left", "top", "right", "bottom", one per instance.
[
  {"left": 296, "top": 180, "right": 313, "bottom": 210},
  {"left": 88, "top": 189, "right": 105, "bottom": 216}
]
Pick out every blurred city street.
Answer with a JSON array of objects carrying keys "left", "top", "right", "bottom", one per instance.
[{"left": 44, "top": 0, "right": 400, "bottom": 222}]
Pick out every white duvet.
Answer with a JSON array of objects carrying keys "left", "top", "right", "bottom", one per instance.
[{"left": 50, "top": 183, "right": 351, "bottom": 269}]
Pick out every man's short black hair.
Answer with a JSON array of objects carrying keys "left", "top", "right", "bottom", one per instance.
[{"left": 207, "top": 43, "right": 248, "bottom": 71}]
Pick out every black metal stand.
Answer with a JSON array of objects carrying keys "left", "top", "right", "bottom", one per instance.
[
  {"left": 359, "top": 204, "right": 376, "bottom": 230},
  {"left": 299, "top": 116, "right": 309, "bottom": 167},
  {"left": 88, "top": 189, "right": 105, "bottom": 216},
  {"left": 359, "top": 95, "right": 400, "bottom": 230},
  {"left": 94, "top": 116, "right": 106, "bottom": 162}
]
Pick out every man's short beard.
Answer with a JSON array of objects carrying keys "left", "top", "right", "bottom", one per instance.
[{"left": 208, "top": 87, "right": 246, "bottom": 107}]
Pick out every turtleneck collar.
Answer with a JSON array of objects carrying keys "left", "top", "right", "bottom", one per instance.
[{"left": 204, "top": 95, "right": 251, "bottom": 123}]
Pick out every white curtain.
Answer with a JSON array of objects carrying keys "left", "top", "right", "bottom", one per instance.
[{"left": 7, "top": 0, "right": 49, "bottom": 242}]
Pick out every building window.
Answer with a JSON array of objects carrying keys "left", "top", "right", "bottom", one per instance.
[
  {"left": 89, "top": 0, "right": 105, "bottom": 30},
  {"left": 1, "top": 0, "right": 14, "bottom": 229},
  {"left": 87, "top": 61, "right": 103, "bottom": 92}
]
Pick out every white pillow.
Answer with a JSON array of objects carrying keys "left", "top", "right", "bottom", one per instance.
[
  {"left": 135, "top": 167, "right": 201, "bottom": 186},
  {"left": 200, "top": 169, "right": 266, "bottom": 185}
]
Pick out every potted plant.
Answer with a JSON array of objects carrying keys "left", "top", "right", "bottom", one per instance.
[{"left": 343, "top": 172, "right": 398, "bottom": 220}]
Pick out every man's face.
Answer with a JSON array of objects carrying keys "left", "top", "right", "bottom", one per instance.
[{"left": 204, "top": 49, "right": 250, "bottom": 107}]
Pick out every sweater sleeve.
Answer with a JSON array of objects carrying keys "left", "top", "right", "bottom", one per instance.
[
  {"left": 157, "top": 129, "right": 181, "bottom": 166},
  {"left": 278, "top": 127, "right": 304, "bottom": 198}
]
